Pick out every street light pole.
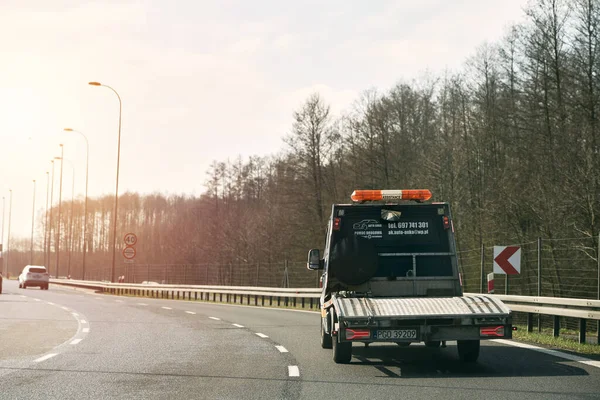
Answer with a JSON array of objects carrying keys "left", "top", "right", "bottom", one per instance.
[
  {"left": 64, "top": 128, "right": 89, "bottom": 279},
  {"left": 67, "top": 163, "right": 74, "bottom": 278},
  {"left": 44, "top": 171, "right": 49, "bottom": 268},
  {"left": 6, "top": 190, "right": 12, "bottom": 277},
  {"left": 1, "top": 196, "right": 5, "bottom": 273},
  {"left": 89, "top": 81, "right": 122, "bottom": 283},
  {"left": 55, "top": 144, "right": 64, "bottom": 278},
  {"left": 30, "top": 180, "right": 36, "bottom": 264},
  {"left": 48, "top": 161, "right": 55, "bottom": 275}
]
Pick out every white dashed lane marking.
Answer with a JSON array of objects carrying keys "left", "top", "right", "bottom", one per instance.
[
  {"left": 80, "top": 320, "right": 87, "bottom": 324},
  {"left": 185, "top": 311, "right": 196, "bottom": 315},
  {"left": 232, "top": 323, "right": 244, "bottom": 328},
  {"left": 162, "top": 307, "right": 172, "bottom": 310},
  {"left": 275, "top": 346, "right": 288, "bottom": 353},
  {"left": 137, "top": 303, "right": 148, "bottom": 306},
  {"left": 70, "top": 339, "right": 82, "bottom": 345},
  {"left": 288, "top": 366, "right": 300, "bottom": 377},
  {"left": 34, "top": 298, "right": 40, "bottom": 302},
  {"left": 209, "top": 317, "right": 221, "bottom": 321},
  {"left": 82, "top": 328, "right": 90, "bottom": 333},
  {"left": 72, "top": 313, "right": 79, "bottom": 317},
  {"left": 61, "top": 307, "right": 69, "bottom": 311},
  {"left": 47, "top": 302, "right": 54, "bottom": 305},
  {"left": 255, "top": 333, "right": 269, "bottom": 338},
  {"left": 34, "top": 353, "right": 58, "bottom": 363}
]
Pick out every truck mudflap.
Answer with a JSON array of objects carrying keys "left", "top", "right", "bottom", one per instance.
[{"left": 334, "top": 294, "right": 511, "bottom": 319}]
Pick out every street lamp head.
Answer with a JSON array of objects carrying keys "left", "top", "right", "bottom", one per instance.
[
  {"left": 88, "top": 82, "right": 102, "bottom": 86},
  {"left": 64, "top": 128, "right": 73, "bottom": 132}
]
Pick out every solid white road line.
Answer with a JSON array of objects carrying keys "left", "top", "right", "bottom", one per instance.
[
  {"left": 209, "top": 317, "right": 221, "bottom": 321},
  {"left": 288, "top": 366, "right": 300, "bottom": 377},
  {"left": 162, "top": 306, "right": 172, "bottom": 310},
  {"left": 70, "top": 339, "right": 82, "bottom": 345},
  {"left": 256, "top": 333, "right": 269, "bottom": 338},
  {"left": 493, "top": 339, "right": 600, "bottom": 369},
  {"left": 185, "top": 311, "right": 196, "bottom": 315},
  {"left": 275, "top": 346, "right": 288, "bottom": 353},
  {"left": 82, "top": 328, "right": 90, "bottom": 333},
  {"left": 232, "top": 323, "right": 244, "bottom": 328},
  {"left": 34, "top": 353, "right": 58, "bottom": 363}
]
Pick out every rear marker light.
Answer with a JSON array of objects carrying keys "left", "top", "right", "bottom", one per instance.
[
  {"left": 443, "top": 216, "right": 451, "bottom": 229},
  {"left": 480, "top": 326, "right": 505, "bottom": 337},
  {"left": 346, "top": 329, "right": 370, "bottom": 340},
  {"left": 333, "top": 217, "right": 341, "bottom": 231}
]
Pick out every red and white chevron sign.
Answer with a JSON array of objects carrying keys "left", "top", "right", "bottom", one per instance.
[{"left": 493, "top": 246, "right": 521, "bottom": 275}]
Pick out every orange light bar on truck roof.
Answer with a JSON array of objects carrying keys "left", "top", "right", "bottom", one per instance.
[{"left": 350, "top": 189, "right": 432, "bottom": 202}]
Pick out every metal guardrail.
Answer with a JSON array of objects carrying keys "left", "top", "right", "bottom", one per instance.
[
  {"left": 465, "top": 292, "right": 600, "bottom": 344},
  {"left": 51, "top": 279, "right": 321, "bottom": 309},
  {"left": 51, "top": 279, "right": 599, "bottom": 343}
]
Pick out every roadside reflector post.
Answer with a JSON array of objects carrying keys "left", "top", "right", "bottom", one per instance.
[
  {"left": 553, "top": 315, "right": 560, "bottom": 337},
  {"left": 579, "top": 319, "right": 587, "bottom": 344}
]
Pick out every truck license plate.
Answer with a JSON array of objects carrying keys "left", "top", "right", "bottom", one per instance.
[{"left": 374, "top": 329, "right": 417, "bottom": 340}]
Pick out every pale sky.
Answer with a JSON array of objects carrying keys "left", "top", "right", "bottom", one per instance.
[{"left": 0, "top": 0, "right": 528, "bottom": 238}]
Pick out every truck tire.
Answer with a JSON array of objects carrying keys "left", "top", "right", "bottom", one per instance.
[
  {"left": 321, "top": 319, "right": 332, "bottom": 349},
  {"left": 457, "top": 340, "right": 480, "bottom": 363},
  {"left": 425, "top": 341, "right": 441, "bottom": 348},
  {"left": 333, "top": 339, "right": 352, "bottom": 364}
]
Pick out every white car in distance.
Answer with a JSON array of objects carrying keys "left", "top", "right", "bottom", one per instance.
[{"left": 19, "top": 265, "right": 50, "bottom": 290}]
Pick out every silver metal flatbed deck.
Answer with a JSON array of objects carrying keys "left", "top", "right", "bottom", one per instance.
[{"left": 334, "top": 295, "right": 511, "bottom": 319}]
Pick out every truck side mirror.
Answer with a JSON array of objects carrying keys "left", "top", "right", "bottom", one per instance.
[{"left": 307, "top": 249, "right": 323, "bottom": 270}]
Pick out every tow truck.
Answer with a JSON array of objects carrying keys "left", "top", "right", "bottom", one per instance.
[{"left": 307, "top": 189, "right": 513, "bottom": 364}]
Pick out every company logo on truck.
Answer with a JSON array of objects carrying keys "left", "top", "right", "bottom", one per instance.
[{"left": 352, "top": 219, "right": 383, "bottom": 239}]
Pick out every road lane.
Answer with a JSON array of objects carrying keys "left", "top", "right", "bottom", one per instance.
[
  {"left": 1, "top": 281, "right": 599, "bottom": 399},
  {"left": 0, "top": 285, "right": 78, "bottom": 365},
  {"left": 0, "top": 280, "right": 298, "bottom": 400}
]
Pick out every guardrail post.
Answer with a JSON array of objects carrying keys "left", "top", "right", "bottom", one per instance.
[
  {"left": 255, "top": 295, "right": 258, "bottom": 306},
  {"left": 302, "top": 298, "right": 305, "bottom": 308},
  {"left": 247, "top": 295, "right": 250, "bottom": 305},
  {"left": 553, "top": 315, "right": 560, "bottom": 337},
  {"left": 195, "top": 292, "right": 197, "bottom": 301},
  {"left": 480, "top": 242, "right": 485, "bottom": 294},
  {"left": 527, "top": 313, "right": 533, "bottom": 332},
  {"left": 579, "top": 319, "right": 587, "bottom": 344},
  {"left": 310, "top": 298, "right": 313, "bottom": 309},
  {"left": 538, "top": 237, "right": 542, "bottom": 333}
]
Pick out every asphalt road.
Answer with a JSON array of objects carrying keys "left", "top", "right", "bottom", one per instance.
[{"left": 1, "top": 279, "right": 599, "bottom": 400}]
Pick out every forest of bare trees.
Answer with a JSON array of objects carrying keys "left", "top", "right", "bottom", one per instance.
[{"left": 5, "top": 0, "right": 600, "bottom": 296}]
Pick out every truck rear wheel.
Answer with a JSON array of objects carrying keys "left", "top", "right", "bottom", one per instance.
[
  {"left": 333, "top": 338, "right": 352, "bottom": 364},
  {"left": 321, "top": 319, "right": 332, "bottom": 349},
  {"left": 457, "top": 340, "right": 480, "bottom": 363}
]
